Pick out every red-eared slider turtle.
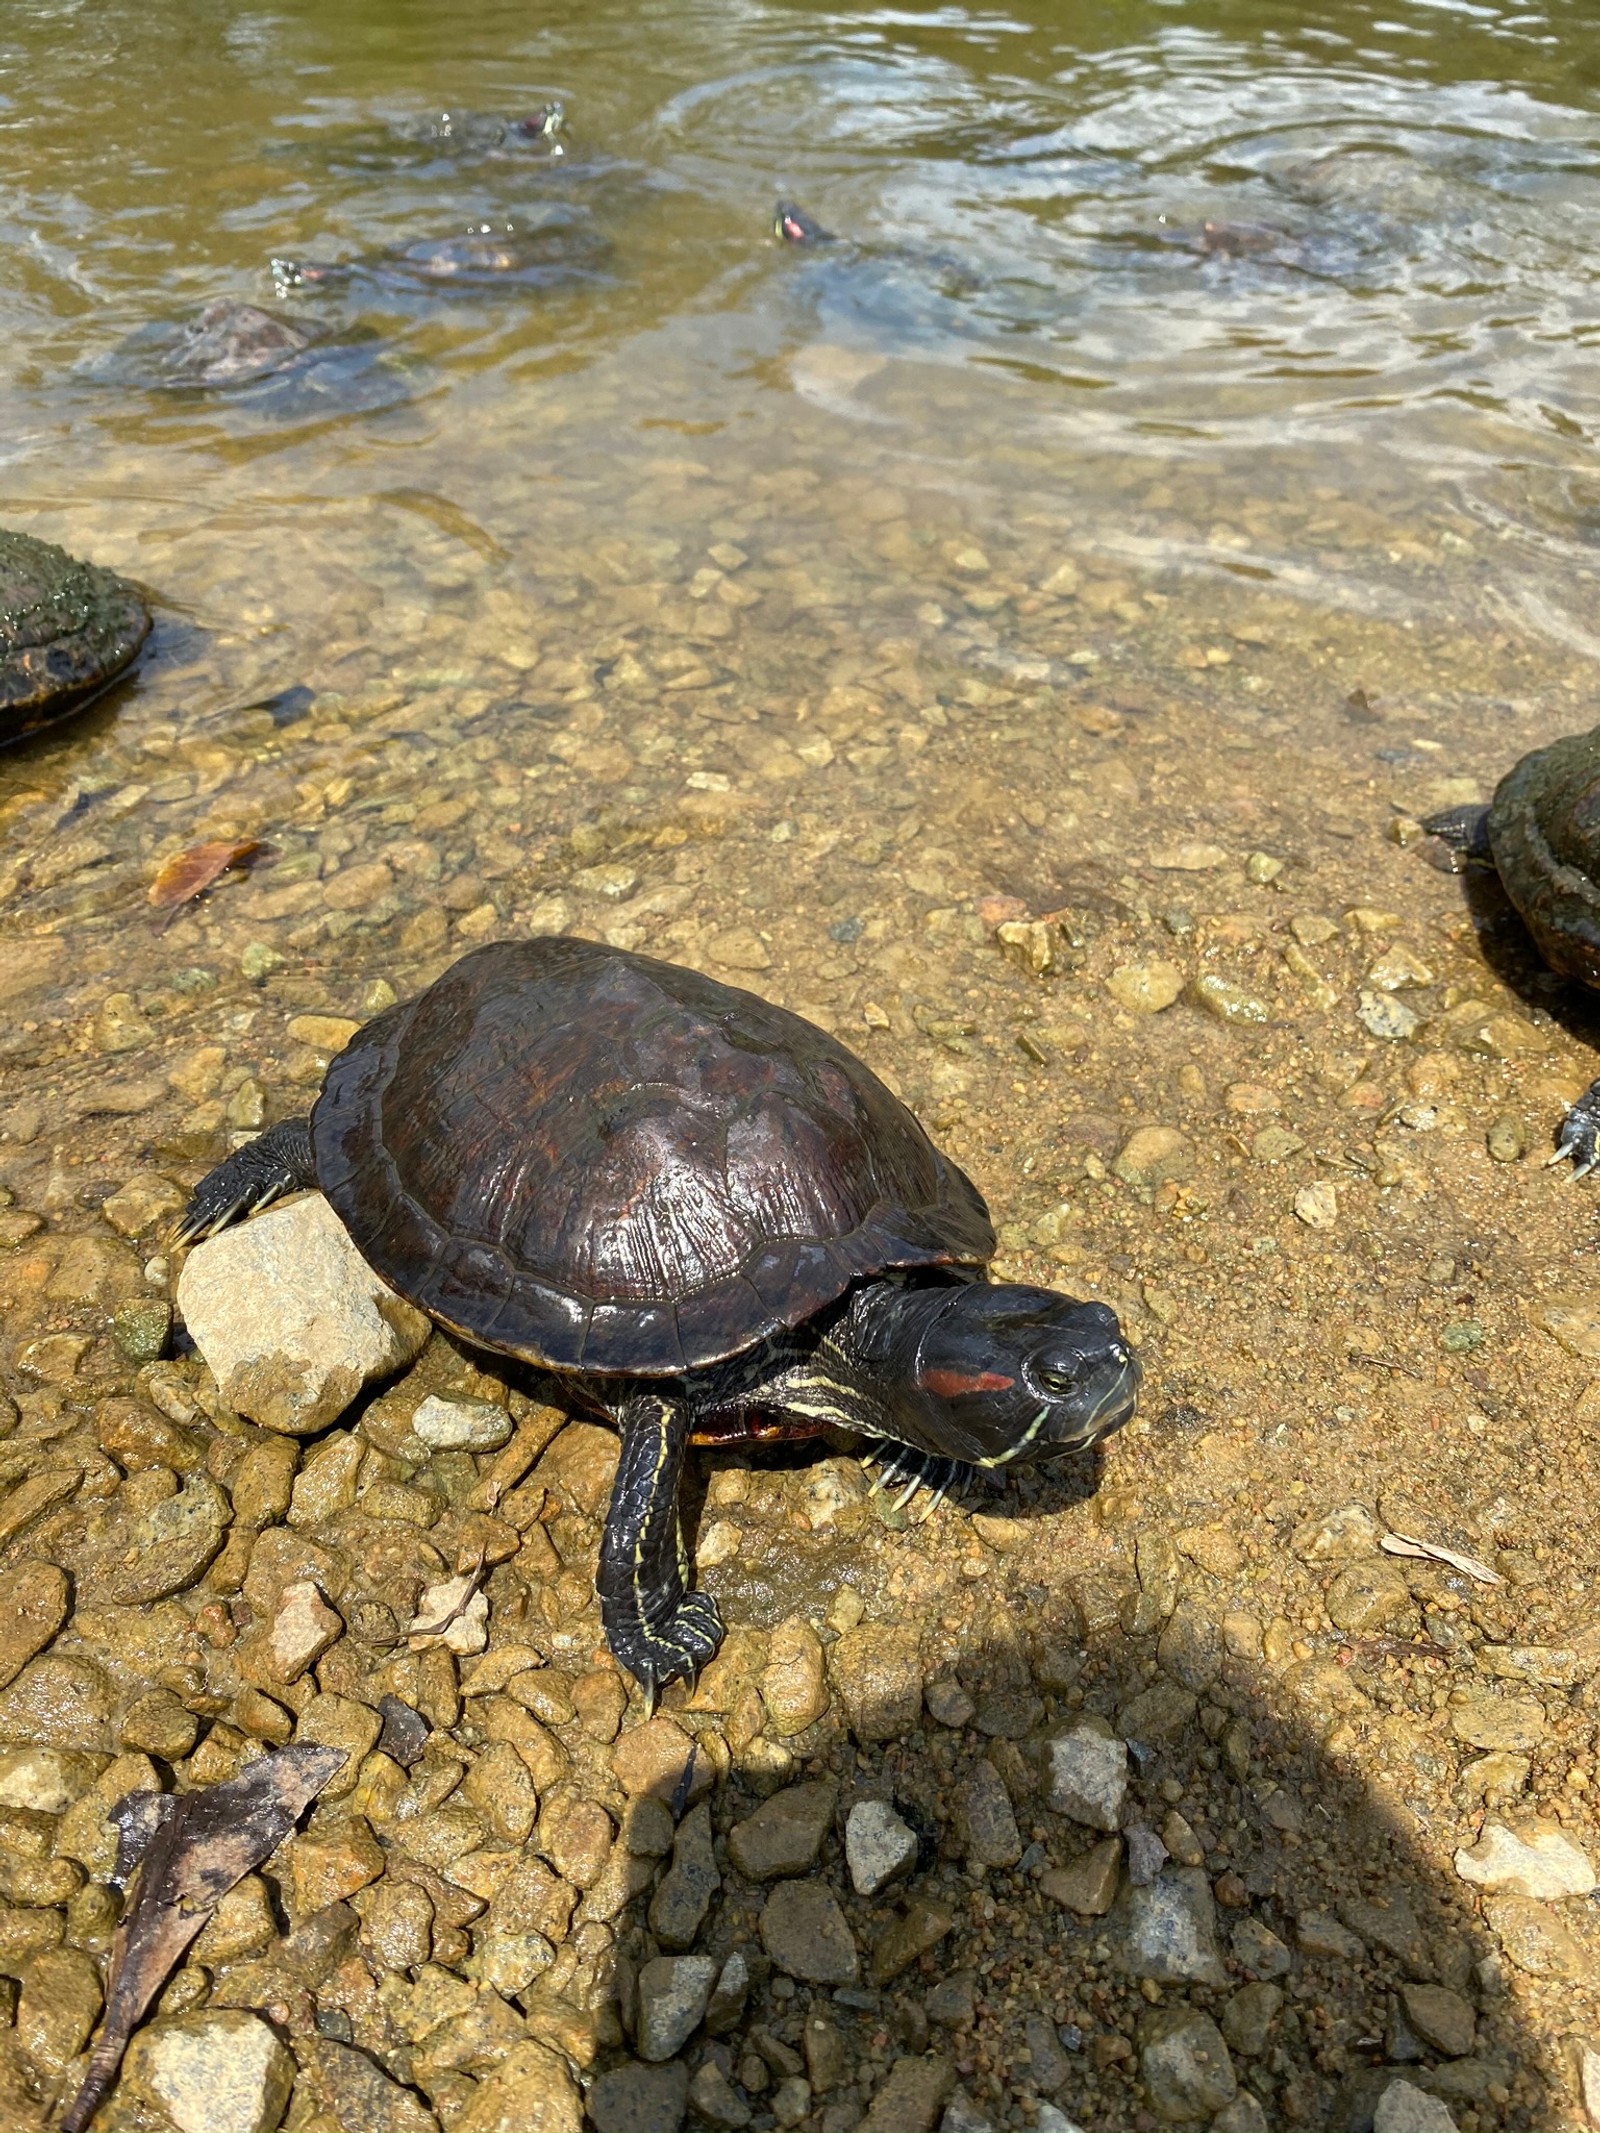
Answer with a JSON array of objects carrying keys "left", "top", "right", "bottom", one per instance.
[
  {"left": 1425, "top": 727, "right": 1600, "bottom": 1170},
  {"left": 100, "top": 299, "right": 417, "bottom": 415},
  {"left": 273, "top": 212, "right": 607, "bottom": 297},
  {"left": 1, "top": 529, "right": 150, "bottom": 746},
  {"left": 179, "top": 937, "right": 1140, "bottom": 1700},
  {"left": 315, "top": 102, "right": 565, "bottom": 173}
]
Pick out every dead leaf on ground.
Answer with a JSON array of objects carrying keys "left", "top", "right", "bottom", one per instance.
[
  {"left": 1380, "top": 1531, "right": 1502, "bottom": 1585},
  {"left": 147, "top": 837, "right": 272, "bottom": 912},
  {"left": 60, "top": 1743, "right": 341, "bottom": 2133}
]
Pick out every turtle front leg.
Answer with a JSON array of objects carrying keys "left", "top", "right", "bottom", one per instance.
[
  {"left": 174, "top": 1117, "right": 317, "bottom": 1243},
  {"left": 1552, "top": 1079, "right": 1600, "bottom": 1181},
  {"left": 597, "top": 1391, "right": 724, "bottom": 1710}
]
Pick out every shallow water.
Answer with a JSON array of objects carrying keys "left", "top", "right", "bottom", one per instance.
[{"left": 5, "top": 5, "right": 1600, "bottom": 2126}]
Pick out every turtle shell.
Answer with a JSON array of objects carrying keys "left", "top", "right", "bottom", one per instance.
[
  {"left": 1488, "top": 725, "right": 1600, "bottom": 988},
  {"left": 312, "top": 937, "right": 995, "bottom": 1375}
]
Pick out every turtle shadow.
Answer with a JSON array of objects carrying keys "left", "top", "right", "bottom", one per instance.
[
  {"left": 580, "top": 1582, "right": 1575, "bottom": 2133},
  {"left": 1442, "top": 859, "right": 1600, "bottom": 1059}
]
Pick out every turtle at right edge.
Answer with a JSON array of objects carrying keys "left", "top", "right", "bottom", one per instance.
[{"left": 1424, "top": 725, "right": 1600, "bottom": 1172}]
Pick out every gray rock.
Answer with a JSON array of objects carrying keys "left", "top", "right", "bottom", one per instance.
[
  {"left": 728, "top": 1779, "right": 836, "bottom": 1881},
  {"left": 770, "top": 2074, "right": 811, "bottom": 2128},
  {"left": 1297, "top": 1910, "right": 1365, "bottom": 1962},
  {"left": 760, "top": 1880, "right": 859, "bottom": 1984},
  {"left": 1231, "top": 1916, "right": 1291, "bottom": 1979},
  {"left": 1035, "top": 2109, "right": 1088, "bottom": 2133},
  {"left": 705, "top": 1949, "right": 750, "bottom": 2034},
  {"left": 1113, "top": 1868, "right": 1226, "bottom": 1986},
  {"left": 972, "top": 1687, "right": 1044, "bottom": 1737},
  {"left": 1212, "top": 2094, "right": 1269, "bottom": 2133},
  {"left": 589, "top": 2058, "right": 690, "bottom": 2133},
  {"left": 1221, "top": 1982, "right": 1282, "bottom": 2057},
  {"left": 925, "top": 1678, "right": 976, "bottom": 1728},
  {"left": 649, "top": 1800, "right": 720, "bottom": 1950},
  {"left": 687, "top": 2059, "right": 751, "bottom": 2129},
  {"left": 1400, "top": 1983, "right": 1475, "bottom": 2058},
  {"left": 1156, "top": 1600, "right": 1223, "bottom": 1692},
  {"left": 846, "top": 1798, "right": 919, "bottom": 1896},
  {"left": 925, "top": 1973, "right": 977, "bottom": 2028},
  {"left": 178, "top": 1194, "right": 429, "bottom": 1434},
  {"left": 635, "top": 1953, "right": 716, "bottom": 2061},
  {"left": 1138, "top": 2006, "right": 1237, "bottom": 2122},
  {"left": 410, "top": 1393, "right": 513, "bottom": 1451},
  {"left": 1290, "top": 1503, "right": 1379, "bottom": 1561},
  {"left": 955, "top": 1759, "right": 1022, "bottom": 1869},
  {"left": 1373, "top": 2079, "right": 1459, "bottom": 2133},
  {"left": 124, "top": 2011, "right": 295, "bottom": 2133},
  {"left": 1025, "top": 2011, "right": 1072, "bottom": 2090},
  {"left": 1126, "top": 1824, "right": 1168, "bottom": 1887},
  {"left": 940, "top": 2091, "right": 995, "bottom": 2133},
  {"left": 1045, "top": 1721, "right": 1128, "bottom": 1831}
]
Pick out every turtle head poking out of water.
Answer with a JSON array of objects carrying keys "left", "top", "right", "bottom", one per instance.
[
  {"left": 775, "top": 201, "right": 834, "bottom": 244},
  {"left": 177, "top": 936, "right": 1141, "bottom": 1704}
]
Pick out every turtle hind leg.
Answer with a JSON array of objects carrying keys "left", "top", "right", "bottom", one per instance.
[
  {"left": 597, "top": 1391, "right": 725, "bottom": 1709},
  {"left": 173, "top": 1117, "right": 316, "bottom": 1244},
  {"left": 1552, "top": 1079, "right": 1600, "bottom": 1181}
]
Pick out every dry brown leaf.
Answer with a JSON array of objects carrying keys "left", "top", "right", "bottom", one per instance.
[
  {"left": 147, "top": 837, "right": 268, "bottom": 910},
  {"left": 1380, "top": 1531, "right": 1501, "bottom": 1584}
]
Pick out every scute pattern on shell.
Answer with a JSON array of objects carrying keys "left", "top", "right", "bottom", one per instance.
[{"left": 312, "top": 937, "right": 995, "bottom": 1374}]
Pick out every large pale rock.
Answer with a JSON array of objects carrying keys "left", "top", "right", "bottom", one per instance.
[
  {"left": 1454, "top": 1820, "right": 1595, "bottom": 1900},
  {"left": 125, "top": 2011, "right": 295, "bottom": 2133},
  {"left": 178, "top": 1194, "right": 430, "bottom": 1434}
]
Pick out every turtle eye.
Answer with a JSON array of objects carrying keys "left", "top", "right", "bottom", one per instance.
[{"left": 1036, "top": 1366, "right": 1084, "bottom": 1397}]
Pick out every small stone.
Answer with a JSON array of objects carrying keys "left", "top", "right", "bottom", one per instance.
[
  {"left": 1455, "top": 1821, "right": 1594, "bottom": 1898},
  {"left": 124, "top": 2011, "right": 295, "bottom": 2133},
  {"left": 178, "top": 1194, "right": 429, "bottom": 1434},
  {"left": 18, "top": 1944, "right": 102, "bottom": 2072},
  {"left": 411, "top": 1394, "right": 514, "bottom": 1451},
  {"left": 1113, "top": 1125, "right": 1194, "bottom": 1189},
  {"left": 0, "top": 1746, "right": 98, "bottom": 1813},
  {"left": 1120, "top": 1680, "right": 1198, "bottom": 1744},
  {"left": 1245, "top": 852, "right": 1284, "bottom": 884},
  {"left": 940, "top": 2091, "right": 995, "bottom": 2133},
  {"left": 846, "top": 1798, "right": 919, "bottom": 1896},
  {"left": 860, "top": 2055, "right": 955, "bottom": 2133},
  {"left": 1293, "top": 1181, "right": 1339, "bottom": 1230},
  {"left": 1188, "top": 975, "right": 1270, "bottom": 1024},
  {"left": 1291, "top": 1503, "right": 1380, "bottom": 1561},
  {"left": 112, "top": 1297, "right": 173, "bottom": 1363},
  {"left": 1045, "top": 1722, "right": 1128, "bottom": 1830},
  {"left": 760, "top": 1879, "right": 858, "bottom": 1984},
  {"left": 1107, "top": 961, "right": 1184, "bottom": 1014},
  {"left": 649, "top": 1800, "right": 720, "bottom": 1949},
  {"left": 728, "top": 1779, "right": 837, "bottom": 1880},
  {"left": 770, "top": 2075, "right": 811, "bottom": 2128},
  {"left": 1401, "top": 1983, "right": 1476, "bottom": 2058},
  {"left": 1138, "top": 2006, "right": 1237, "bottom": 2122},
  {"left": 955, "top": 1758, "right": 1022, "bottom": 1869},
  {"left": 453, "top": 2039, "right": 583, "bottom": 2133},
  {"left": 94, "top": 992, "right": 155, "bottom": 1054},
  {"left": 0, "top": 1652, "right": 116, "bottom": 1752},
  {"left": 1222, "top": 1982, "right": 1282, "bottom": 2057},
  {"left": 1359, "top": 989, "right": 1420, "bottom": 1041},
  {"left": 610, "top": 1715, "right": 714, "bottom": 1805},
  {"left": 363, "top": 1880, "right": 435, "bottom": 1972},
  {"left": 761, "top": 1617, "right": 830, "bottom": 1736},
  {"left": 283, "top": 1816, "right": 384, "bottom": 1915},
  {"left": 926, "top": 1974, "right": 977, "bottom": 2029},
  {"left": 1450, "top": 1696, "right": 1545, "bottom": 1753},
  {"left": 0, "top": 1561, "right": 69, "bottom": 1691},
  {"left": 295, "top": 1692, "right": 382, "bottom": 1795},
  {"left": 260, "top": 1579, "right": 343, "bottom": 1688},
  {"left": 1157, "top": 1601, "right": 1223, "bottom": 1692},
  {"left": 829, "top": 1624, "right": 922, "bottom": 1742},
  {"left": 101, "top": 1171, "right": 186, "bottom": 1237},
  {"left": 708, "top": 928, "right": 771, "bottom": 971},
  {"left": 1367, "top": 945, "right": 1435, "bottom": 991},
  {"left": 1041, "top": 1837, "right": 1122, "bottom": 1917},
  {"left": 689, "top": 2060, "right": 751, "bottom": 2129},
  {"left": 871, "top": 1895, "right": 954, "bottom": 1985},
  {"left": 293, "top": 2034, "right": 440, "bottom": 2133},
  {"left": 635, "top": 1953, "right": 716, "bottom": 2061},
  {"left": 925, "top": 1678, "right": 975, "bottom": 1728},
  {"left": 1484, "top": 1893, "right": 1583, "bottom": 1978},
  {"left": 1212, "top": 2097, "right": 1269, "bottom": 2133},
  {"left": 1113, "top": 1867, "right": 1226, "bottom": 1985},
  {"left": 704, "top": 1949, "right": 750, "bottom": 2035},
  {"left": 1374, "top": 2079, "right": 1460, "bottom": 2133},
  {"left": 113, "top": 1473, "right": 230, "bottom": 1602},
  {"left": 1125, "top": 1824, "right": 1169, "bottom": 1887},
  {"left": 120, "top": 1690, "right": 199, "bottom": 1761},
  {"left": 1326, "top": 1557, "right": 1414, "bottom": 1633},
  {"left": 1231, "top": 1916, "right": 1291, "bottom": 1978},
  {"left": 1150, "top": 842, "right": 1228, "bottom": 871}
]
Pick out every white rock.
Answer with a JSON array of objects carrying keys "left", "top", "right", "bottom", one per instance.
[
  {"left": 636, "top": 1953, "right": 717, "bottom": 2061},
  {"left": 411, "top": 1393, "right": 513, "bottom": 1451},
  {"left": 178, "top": 1195, "right": 429, "bottom": 1434},
  {"left": 1045, "top": 1723, "right": 1128, "bottom": 1831},
  {"left": 1454, "top": 1820, "right": 1596, "bottom": 1900},
  {"left": 408, "top": 1573, "right": 489, "bottom": 1655},
  {"left": 1035, "top": 2109, "right": 1088, "bottom": 2133},
  {"left": 1570, "top": 2035, "right": 1600, "bottom": 2130},
  {"left": 1115, "top": 1868, "right": 1227, "bottom": 1985},
  {"left": 1374, "top": 2078, "right": 1459, "bottom": 2133},
  {"left": 267, "top": 1581, "right": 343, "bottom": 1687},
  {"left": 124, "top": 2010, "right": 295, "bottom": 2133},
  {"left": 0, "top": 1747, "right": 100, "bottom": 1814},
  {"left": 846, "top": 1799, "right": 919, "bottom": 1896}
]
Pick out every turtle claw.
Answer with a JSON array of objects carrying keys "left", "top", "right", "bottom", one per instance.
[
  {"left": 173, "top": 1117, "right": 317, "bottom": 1244},
  {"left": 1551, "top": 1080, "right": 1600, "bottom": 1180}
]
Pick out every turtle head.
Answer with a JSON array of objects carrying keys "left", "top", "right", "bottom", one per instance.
[
  {"left": 517, "top": 103, "right": 564, "bottom": 140},
  {"left": 897, "top": 1283, "right": 1140, "bottom": 1469},
  {"left": 775, "top": 201, "right": 832, "bottom": 245}
]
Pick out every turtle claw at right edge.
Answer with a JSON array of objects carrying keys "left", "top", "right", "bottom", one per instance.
[{"left": 1550, "top": 1079, "right": 1600, "bottom": 1181}]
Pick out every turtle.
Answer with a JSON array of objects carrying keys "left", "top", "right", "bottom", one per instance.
[
  {"left": 99, "top": 299, "right": 417, "bottom": 415},
  {"left": 178, "top": 936, "right": 1141, "bottom": 1701},
  {"left": 0, "top": 528, "right": 150, "bottom": 747},
  {"left": 312, "top": 102, "right": 566, "bottom": 173},
  {"left": 272, "top": 212, "right": 607, "bottom": 297},
  {"left": 1424, "top": 726, "right": 1600, "bottom": 1172}
]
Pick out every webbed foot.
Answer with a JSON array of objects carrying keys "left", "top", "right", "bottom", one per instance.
[
  {"left": 1419, "top": 802, "right": 1493, "bottom": 867},
  {"left": 1550, "top": 1078, "right": 1600, "bottom": 1182},
  {"left": 611, "top": 1591, "right": 726, "bottom": 1714},
  {"left": 174, "top": 1117, "right": 317, "bottom": 1243}
]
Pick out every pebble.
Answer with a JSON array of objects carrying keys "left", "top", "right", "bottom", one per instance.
[
  {"left": 760, "top": 1616, "right": 830, "bottom": 1735},
  {"left": 1188, "top": 974, "right": 1269, "bottom": 1024},
  {"left": 1401, "top": 1982, "right": 1476, "bottom": 2058},
  {"left": 1449, "top": 1694, "right": 1546, "bottom": 1753},
  {"left": 1113, "top": 1867, "right": 1227, "bottom": 1985},
  {"left": 0, "top": 1745, "right": 97, "bottom": 1813},
  {"left": 829, "top": 1624, "right": 923, "bottom": 1741},
  {"left": 845, "top": 1798, "right": 919, "bottom": 1896},
  {"left": 1041, "top": 1837, "right": 1122, "bottom": 1916},
  {"left": 635, "top": 1952, "right": 717, "bottom": 2061},
  {"left": 1454, "top": 1820, "right": 1594, "bottom": 1898},
  {"left": 1045, "top": 1720, "right": 1128, "bottom": 1830},
  {"left": 1483, "top": 1893, "right": 1583, "bottom": 1978},
  {"left": 1291, "top": 1503, "right": 1380, "bottom": 1561},
  {"left": 860, "top": 2054, "right": 955, "bottom": 2132},
  {"left": 1293, "top": 1181, "right": 1339, "bottom": 1230},
  {"left": 1231, "top": 1916, "right": 1292, "bottom": 1978},
  {"left": 871, "top": 1895, "right": 953, "bottom": 1985},
  {"left": 1374, "top": 2079, "right": 1461, "bottom": 2133},
  {"left": 940, "top": 2092, "right": 996, "bottom": 2133},
  {"left": 1359, "top": 988, "right": 1421, "bottom": 1040},
  {"left": 924, "top": 1677, "right": 975, "bottom": 1727},
  {"left": 18, "top": 1943, "right": 101, "bottom": 2072},
  {"left": 1326, "top": 1557, "right": 1414, "bottom": 1633},
  {"left": 649, "top": 1799, "right": 720, "bottom": 1948},
  {"left": 124, "top": 2011, "right": 295, "bottom": 2133},
  {"left": 688, "top": 2060, "right": 751, "bottom": 2130},
  {"left": 588, "top": 2064, "right": 691, "bottom": 2133},
  {"left": 114, "top": 1473, "right": 231, "bottom": 1602},
  {"left": 411, "top": 1394, "right": 514, "bottom": 1451},
  {"left": 1107, "top": 960, "right": 1184, "bottom": 1013},
  {"left": 1138, "top": 2006, "right": 1237, "bottom": 2120},
  {"left": 760, "top": 1879, "right": 859, "bottom": 1984},
  {"left": 728, "top": 1780, "right": 837, "bottom": 1880},
  {"left": 610, "top": 1715, "right": 713, "bottom": 1805},
  {"left": 178, "top": 1194, "right": 430, "bottom": 1434},
  {"left": 1222, "top": 1981, "right": 1283, "bottom": 2057},
  {"left": 1113, "top": 1125, "right": 1194, "bottom": 1189},
  {"left": 954, "top": 1757, "right": 1021, "bottom": 1869},
  {"left": 0, "top": 1561, "right": 69, "bottom": 1691},
  {"left": 705, "top": 1949, "right": 750, "bottom": 2034}
]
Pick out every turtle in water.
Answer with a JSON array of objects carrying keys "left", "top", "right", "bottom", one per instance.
[
  {"left": 100, "top": 299, "right": 415, "bottom": 415},
  {"left": 273, "top": 212, "right": 607, "bottom": 297},
  {"left": 1, "top": 529, "right": 150, "bottom": 746},
  {"left": 1424, "top": 727, "right": 1600, "bottom": 1171},
  {"left": 315, "top": 102, "right": 566, "bottom": 173},
  {"left": 178, "top": 937, "right": 1141, "bottom": 1700}
]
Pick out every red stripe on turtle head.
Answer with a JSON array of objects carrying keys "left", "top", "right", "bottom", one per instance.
[{"left": 921, "top": 1367, "right": 1016, "bottom": 1399}]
